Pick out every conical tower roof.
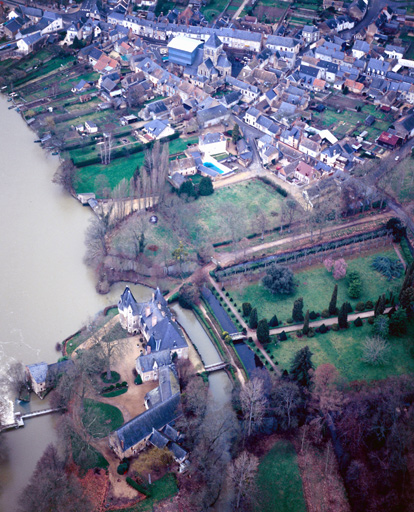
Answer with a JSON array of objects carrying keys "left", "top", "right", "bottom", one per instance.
[{"left": 205, "top": 33, "right": 223, "bottom": 49}]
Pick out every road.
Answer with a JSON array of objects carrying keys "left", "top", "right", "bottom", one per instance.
[{"left": 341, "top": 0, "right": 402, "bottom": 39}]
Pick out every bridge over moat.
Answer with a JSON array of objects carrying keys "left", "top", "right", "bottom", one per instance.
[
  {"left": 0, "top": 408, "right": 62, "bottom": 432},
  {"left": 204, "top": 362, "right": 229, "bottom": 373}
]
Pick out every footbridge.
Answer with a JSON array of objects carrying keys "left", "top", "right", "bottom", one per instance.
[
  {"left": 0, "top": 408, "right": 62, "bottom": 432},
  {"left": 204, "top": 362, "right": 229, "bottom": 373}
]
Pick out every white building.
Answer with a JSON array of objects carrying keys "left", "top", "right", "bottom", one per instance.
[{"left": 199, "top": 132, "right": 227, "bottom": 156}]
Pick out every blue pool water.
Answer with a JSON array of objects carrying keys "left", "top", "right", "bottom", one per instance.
[{"left": 203, "top": 161, "right": 224, "bottom": 174}]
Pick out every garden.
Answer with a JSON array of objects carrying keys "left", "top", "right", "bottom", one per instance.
[
  {"left": 255, "top": 440, "right": 306, "bottom": 512},
  {"left": 265, "top": 320, "right": 414, "bottom": 381},
  {"left": 226, "top": 249, "right": 404, "bottom": 324}
]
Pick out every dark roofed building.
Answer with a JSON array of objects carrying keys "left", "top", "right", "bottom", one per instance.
[{"left": 109, "top": 393, "right": 181, "bottom": 458}]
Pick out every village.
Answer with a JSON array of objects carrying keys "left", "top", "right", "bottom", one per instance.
[{"left": 1, "top": 0, "right": 414, "bottom": 510}]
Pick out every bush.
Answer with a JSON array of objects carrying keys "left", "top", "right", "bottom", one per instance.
[
  {"left": 279, "top": 331, "right": 288, "bottom": 341},
  {"left": 309, "top": 311, "right": 319, "bottom": 320},
  {"left": 101, "top": 371, "right": 120, "bottom": 384},
  {"left": 348, "top": 270, "right": 362, "bottom": 299},
  {"left": 362, "top": 335, "right": 390, "bottom": 366},
  {"left": 372, "top": 256, "right": 404, "bottom": 281},
  {"left": 262, "top": 263, "right": 295, "bottom": 295},
  {"left": 178, "top": 283, "right": 199, "bottom": 309},
  {"left": 367, "top": 317, "right": 375, "bottom": 325},
  {"left": 354, "top": 317, "right": 363, "bottom": 327},
  {"left": 355, "top": 302, "right": 365, "bottom": 312},
  {"left": 286, "top": 318, "right": 293, "bottom": 324},
  {"left": 121, "top": 381, "right": 127, "bottom": 387},
  {"left": 365, "top": 300, "right": 374, "bottom": 310},
  {"left": 117, "top": 462, "right": 128, "bottom": 475},
  {"left": 307, "top": 328, "right": 315, "bottom": 338},
  {"left": 257, "top": 319, "right": 270, "bottom": 344},
  {"left": 321, "top": 309, "right": 330, "bottom": 318},
  {"left": 318, "top": 323, "right": 328, "bottom": 334},
  {"left": 134, "top": 375, "right": 143, "bottom": 385},
  {"left": 331, "top": 323, "right": 339, "bottom": 331}
]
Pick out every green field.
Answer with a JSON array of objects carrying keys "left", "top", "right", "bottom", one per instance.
[
  {"left": 82, "top": 399, "right": 124, "bottom": 438},
  {"left": 256, "top": 440, "right": 306, "bottom": 512},
  {"left": 228, "top": 249, "right": 403, "bottom": 323},
  {"left": 268, "top": 321, "right": 414, "bottom": 381},
  {"left": 193, "top": 179, "right": 287, "bottom": 244}
]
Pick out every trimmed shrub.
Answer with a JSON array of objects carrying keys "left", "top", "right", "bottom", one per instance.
[
  {"left": 307, "top": 328, "right": 315, "bottom": 338},
  {"left": 126, "top": 477, "right": 151, "bottom": 497},
  {"left": 331, "top": 323, "right": 339, "bottom": 331},
  {"left": 367, "top": 317, "right": 375, "bottom": 325},
  {"left": 318, "top": 323, "right": 328, "bottom": 334},
  {"left": 321, "top": 309, "right": 330, "bottom": 319},
  {"left": 286, "top": 318, "right": 293, "bottom": 324},
  {"left": 279, "top": 331, "right": 288, "bottom": 341},
  {"left": 269, "top": 315, "right": 279, "bottom": 327},
  {"left": 355, "top": 302, "right": 365, "bottom": 312},
  {"left": 309, "top": 311, "right": 319, "bottom": 320},
  {"left": 365, "top": 300, "right": 374, "bottom": 310},
  {"left": 134, "top": 375, "right": 143, "bottom": 385},
  {"left": 117, "top": 462, "right": 128, "bottom": 475},
  {"left": 354, "top": 317, "right": 363, "bottom": 327}
]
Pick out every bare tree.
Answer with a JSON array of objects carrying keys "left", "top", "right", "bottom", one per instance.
[
  {"left": 52, "top": 160, "right": 76, "bottom": 193},
  {"left": 282, "top": 199, "right": 298, "bottom": 230},
  {"left": 253, "top": 207, "right": 269, "bottom": 241},
  {"left": 94, "top": 174, "right": 111, "bottom": 199},
  {"left": 99, "top": 133, "right": 113, "bottom": 165},
  {"left": 270, "top": 379, "right": 302, "bottom": 431},
  {"left": 227, "top": 451, "right": 259, "bottom": 510},
  {"left": 0, "top": 362, "right": 27, "bottom": 400},
  {"left": 84, "top": 217, "right": 108, "bottom": 269},
  {"left": 239, "top": 377, "right": 268, "bottom": 438},
  {"left": 17, "top": 444, "right": 93, "bottom": 512}
]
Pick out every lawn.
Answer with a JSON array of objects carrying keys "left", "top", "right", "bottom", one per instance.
[
  {"left": 256, "top": 440, "right": 306, "bottom": 512},
  {"left": 193, "top": 179, "right": 287, "bottom": 244},
  {"left": 267, "top": 320, "right": 414, "bottom": 381},
  {"left": 228, "top": 249, "right": 403, "bottom": 324},
  {"left": 120, "top": 473, "right": 178, "bottom": 512},
  {"left": 201, "top": 0, "right": 229, "bottom": 21},
  {"left": 75, "top": 152, "right": 146, "bottom": 193},
  {"left": 75, "top": 136, "right": 197, "bottom": 194},
  {"left": 82, "top": 399, "right": 124, "bottom": 438}
]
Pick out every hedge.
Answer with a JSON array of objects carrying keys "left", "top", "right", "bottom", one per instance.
[
  {"left": 126, "top": 477, "right": 151, "bottom": 497},
  {"left": 216, "top": 227, "right": 389, "bottom": 278}
]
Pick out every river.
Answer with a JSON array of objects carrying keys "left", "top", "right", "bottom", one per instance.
[{"left": 0, "top": 98, "right": 231, "bottom": 511}]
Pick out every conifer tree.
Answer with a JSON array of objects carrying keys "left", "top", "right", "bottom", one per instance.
[
  {"left": 242, "top": 302, "right": 252, "bottom": 318},
  {"left": 269, "top": 314, "right": 279, "bottom": 327},
  {"left": 290, "top": 346, "right": 314, "bottom": 387},
  {"left": 374, "top": 294, "right": 386, "bottom": 317},
  {"left": 292, "top": 297, "right": 304, "bottom": 322},
  {"left": 338, "top": 302, "right": 349, "bottom": 329},
  {"left": 257, "top": 319, "right": 270, "bottom": 344},
  {"left": 249, "top": 307, "right": 258, "bottom": 329},
  {"left": 302, "top": 310, "right": 310, "bottom": 335},
  {"left": 328, "top": 284, "right": 338, "bottom": 315}
]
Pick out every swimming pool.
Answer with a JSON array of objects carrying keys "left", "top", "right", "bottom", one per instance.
[
  {"left": 202, "top": 157, "right": 233, "bottom": 175},
  {"left": 203, "top": 161, "right": 224, "bottom": 174}
]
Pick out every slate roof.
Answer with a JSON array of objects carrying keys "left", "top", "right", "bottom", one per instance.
[
  {"left": 143, "top": 119, "right": 169, "bottom": 138},
  {"left": 169, "top": 442, "right": 187, "bottom": 461},
  {"left": 161, "top": 423, "right": 179, "bottom": 442},
  {"left": 204, "top": 33, "right": 222, "bottom": 49},
  {"left": 197, "top": 104, "right": 228, "bottom": 124},
  {"left": 149, "top": 428, "right": 169, "bottom": 448},
  {"left": 136, "top": 350, "right": 171, "bottom": 374},
  {"left": 27, "top": 362, "right": 48, "bottom": 384},
  {"left": 201, "top": 132, "right": 225, "bottom": 144},
  {"left": 114, "top": 393, "right": 181, "bottom": 452},
  {"left": 118, "top": 286, "right": 140, "bottom": 315},
  {"left": 352, "top": 40, "right": 370, "bottom": 53},
  {"left": 221, "top": 90, "right": 241, "bottom": 106}
]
